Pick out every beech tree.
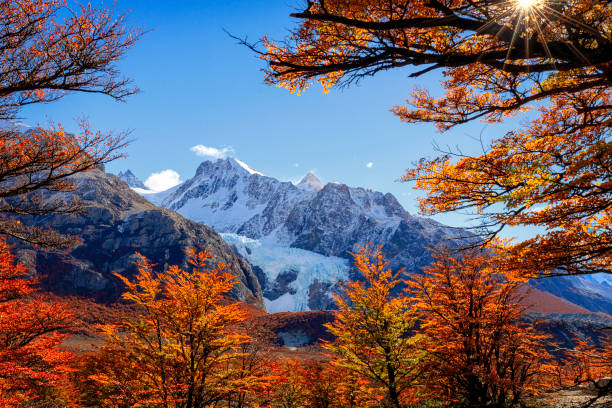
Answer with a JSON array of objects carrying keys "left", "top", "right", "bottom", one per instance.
[
  {"left": 0, "top": 237, "right": 77, "bottom": 407},
  {"left": 324, "top": 245, "right": 422, "bottom": 408},
  {"left": 90, "top": 249, "right": 265, "bottom": 408},
  {"left": 251, "top": 0, "right": 611, "bottom": 277},
  {"left": 407, "top": 247, "right": 557, "bottom": 407},
  {"left": 558, "top": 336, "right": 612, "bottom": 406},
  {"left": 0, "top": 0, "right": 142, "bottom": 247},
  {"left": 264, "top": 360, "right": 381, "bottom": 408},
  {"left": 298, "top": 363, "right": 382, "bottom": 408},
  {"left": 0, "top": 0, "right": 140, "bottom": 119},
  {"left": 224, "top": 320, "right": 277, "bottom": 408}
]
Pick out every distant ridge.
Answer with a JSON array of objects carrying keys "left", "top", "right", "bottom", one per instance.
[{"left": 117, "top": 169, "right": 146, "bottom": 189}]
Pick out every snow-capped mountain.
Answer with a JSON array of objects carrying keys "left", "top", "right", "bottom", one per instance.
[
  {"left": 139, "top": 158, "right": 464, "bottom": 311},
  {"left": 161, "top": 159, "right": 314, "bottom": 239},
  {"left": 117, "top": 169, "right": 146, "bottom": 189},
  {"left": 131, "top": 157, "right": 612, "bottom": 315},
  {"left": 160, "top": 158, "right": 465, "bottom": 271}
]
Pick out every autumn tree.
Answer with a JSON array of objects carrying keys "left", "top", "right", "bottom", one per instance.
[
  {"left": 557, "top": 334, "right": 612, "bottom": 406},
  {"left": 407, "top": 247, "right": 557, "bottom": 407},
  {"left": 89, "top": 249, "right": 265, "bottom": 408},
  {"left": 1, "top": 120, "right": 127, "bottom": 247},
  {"left": 250, "top": 0, "right": 611, "bottom": 277},
  {"left": 0, "top": 0, "right": 142, "bottom": 246},
  {"left": 332, "top": 366, "right": 383, "bottom": 408},
  {"left": 297, "top": 362, "right": 382, "bottom": 408},
  {"left": 263, "top": 359, "right": 381, "bottom": 408},
  {"left": 324, "top": 245, "right": 422, "bottom": 408},
  {"left": 0, "top": 237, "right": 77, "bottom": 407},
  {"left": 224, "top": 319, "right": 277, "bottom": 408},
  {"left": 265, "top": 360, "right": 307, "bottom": 408},
  {"left": 301, "top": 362, "right": 343, "bottom": 408}
]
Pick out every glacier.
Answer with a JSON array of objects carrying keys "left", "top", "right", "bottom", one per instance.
[{"left": 221, "top": 233, "right": 350, "bottom": 313}]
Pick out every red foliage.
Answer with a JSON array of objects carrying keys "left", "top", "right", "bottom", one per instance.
[
  {"left": 0, "top": 238, "right": 77, "bottom": 406},
  {"left": 407, "top": 247, "right": 558, "bottom": 406}
]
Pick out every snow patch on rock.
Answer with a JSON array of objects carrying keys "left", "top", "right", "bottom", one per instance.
[{"left": 234, "top": 158, "right": 263, "bottom": 176}]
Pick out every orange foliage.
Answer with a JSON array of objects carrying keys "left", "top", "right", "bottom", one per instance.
[
  {"left": 88, "top": 249, "right": 269, "bottom": 408},
  {"left": 255, "top": 0, "right": 609, "bottom": 121},
  {"left": 407, "top": 247, "right": 558, "bottom": 406},
  {"left": 0, "top": 238, "right": 77, "bottom": 406},
  {"left": 0, "top": 0, "right": 142, "bottom": 119},
  {"left": 557, "top": 335, "right": 612, "bottom": 405},
  {"left": 404, "top": 90, "right": 611, "bottom": 277},
  {"left": 264, "top": 359, "right": 380, "bottom": 408},
  {"left": 253, "top": 0, "right": 611, "bottom": 277},
  {"left": 325, "top": 245, "right": 422, "bottom": 408},
  {"left": 223, "top": 320, "right": 278, "bottom": 408},
  {"left": 0, "top": 0, "right": 142, "bottom": 247}
]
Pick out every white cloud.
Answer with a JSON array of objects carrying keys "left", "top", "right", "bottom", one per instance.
[
  {"left": 294, "top": 163, "right": 300, "bottom": 168},
  {"left": 144, "top": 169, "right": 181, "bottom": 192},
  {"left": 190, "top": 144, "right": 234, "bottom": 159},
  {"left": 366, "top": 162, "right": 374, "bottom": 168}
]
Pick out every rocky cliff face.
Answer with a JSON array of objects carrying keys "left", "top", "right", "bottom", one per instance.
[{"left": 13, "top": 167, "right": 264, "bottom": 308}]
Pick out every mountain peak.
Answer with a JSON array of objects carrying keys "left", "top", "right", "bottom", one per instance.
[
  {"left": 297, "top": 171, "right": 323, "bottom": 191},
  {"left": 194, "top": 158, "right": 264, "bottom": 178},
  {"left": 117, "top": 169, "right": 146, "bottom": 189},
  {"left": 118, "top": 169, "right": 136, "bottom": 178}
]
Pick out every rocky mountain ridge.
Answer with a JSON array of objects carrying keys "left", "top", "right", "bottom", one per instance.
[
  {"left": 130, "top": 158, "right": 612, "bottom": 315},
  {"left": 129, "top": 158, "right": 466, "bottom": 311},
  {"left": 13, "top": 167, "right": 264, "bottom": 308},
  {"left": 158, "top": 158, "right": 465, "bottom": 271},
  {"left": 117, "top": 169, "right": 146, "bottom": 189}
]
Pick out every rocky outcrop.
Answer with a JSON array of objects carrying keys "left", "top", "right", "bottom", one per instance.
[
  {"left": 13, "top": 168, "right": 264, "bottom": 308},
  {"left": 307, "top": 280, "right": 336, "bottom": 311}
]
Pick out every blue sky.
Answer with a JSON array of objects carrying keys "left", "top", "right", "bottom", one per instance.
[{"left": 20, "top": 1, "right": 533, "bottom": 235}]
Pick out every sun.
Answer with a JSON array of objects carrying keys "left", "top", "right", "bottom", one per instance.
[{"left": 516, "top": 0, "right": 539, "bottom": 8}]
